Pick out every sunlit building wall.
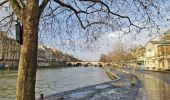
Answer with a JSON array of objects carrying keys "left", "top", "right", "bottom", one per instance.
[{"left": 144, "top": 32, "right": 170, "bottom": 70}]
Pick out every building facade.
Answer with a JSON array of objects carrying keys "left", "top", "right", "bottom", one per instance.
[
  {"left": 0, "top": 31, "right": 80, "bottom": 68},
  {"left": 145, "top": 41, "right": 170, "bottom": 70},
  {"left": 144, "top": 30, "right": 170, "bottom": 70},
  {"left": 132, "top": 47, "right": 145, "bottom": 68},
  {"left": 128, "top": 30, "right": 170, "bottom": 70},
  {"left": 0, "top": 31, "right": 21, "bottom": 68}
]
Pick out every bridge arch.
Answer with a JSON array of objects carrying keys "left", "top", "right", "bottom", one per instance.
[
  {"left": 84, "top": 62, "right": 93, "bottom": 67},
  {"left": 106, "top": 63, "right": 111, "bottom": 66},
  {"left": 97, "top": 63, "right": 103, "bottom": 67},
  {"left": 75, "top": 63, "right": 83, "bottom": 67},
  {"left": 66, "top": 63, "right": 73, "bottom": 67},
  {"left": 66, "top": 61, "right": 108, "bottom": 67}
]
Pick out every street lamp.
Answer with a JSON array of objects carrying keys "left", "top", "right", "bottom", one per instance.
[{"left": 15, "top": 22, "right": 23, "bottom": 45}]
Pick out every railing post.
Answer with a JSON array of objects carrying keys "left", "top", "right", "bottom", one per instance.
[{"left": 39, "top": 94, "right": 44, "bottom": 100}]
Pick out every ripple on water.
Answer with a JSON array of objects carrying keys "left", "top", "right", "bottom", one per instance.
[{"left": 0, "top": 67, "right": 110, "bottom": 100}]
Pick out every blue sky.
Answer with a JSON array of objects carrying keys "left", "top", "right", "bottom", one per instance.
[{"left": 39, "top": 0, "right": 170, "bottom": 61}]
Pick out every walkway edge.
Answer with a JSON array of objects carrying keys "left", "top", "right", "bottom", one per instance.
[
  {"left": 43, "top": 69, "right": 141, "bottom": 100},
  {"left": 105, "top": 70, "right": 120, "bottom": 80}
]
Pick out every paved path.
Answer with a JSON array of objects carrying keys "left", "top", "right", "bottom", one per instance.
[{"left": 121, "top": 69, "right": 170, "bottom": 100}]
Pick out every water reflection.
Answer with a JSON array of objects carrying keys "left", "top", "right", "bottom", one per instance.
[
  {"left": 0, "top": 67, "right": 110, "bottom": 100},
  {"left": 136, "top": 73, "right": 170, "bottom": 100},
  {"left": 0, "top": 70, "right": 17, "bottom": 100}
]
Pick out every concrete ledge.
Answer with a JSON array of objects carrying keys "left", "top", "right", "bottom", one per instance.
[
  {"left": 133, "top": 68, "right": 170, "bottom": 73},
  {"left": 105, "top": 71, "right": 120, "bottom": 80},
  {"left": 144, "top": 69, "right": 170, "bottom": 73},
  {"left": 43, "top": 70, "right": 141, "bottom": 100}
]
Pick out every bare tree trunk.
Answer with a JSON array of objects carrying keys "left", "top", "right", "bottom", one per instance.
[{"left": 16, "top": 1, "right": 39, "bottom": 100}]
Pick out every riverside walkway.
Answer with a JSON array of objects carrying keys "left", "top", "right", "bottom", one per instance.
[{"left": 44, "top": 69, "right": 141, "bottom": 100}]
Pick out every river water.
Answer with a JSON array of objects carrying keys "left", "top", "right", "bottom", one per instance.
[{"left": 0, "top": 67, "right": 110, "bottom": 100}]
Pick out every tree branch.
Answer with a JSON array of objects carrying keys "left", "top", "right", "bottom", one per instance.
[
  {"left": 8, "top": 0, "right": 23, "bottom": 21},
  {"left": 53, "top": 0, "right": 141, "bottom": 30},
  {"left": 39, "top": 0, "right": 50, "bottom": 16},
  {"left": 0, "top": 12, "right": 14, "bottom": 23},
  {"left": 79, "top": 0, "right": 140, "bottom": 28},
  {"left": 16, "top": 0, "right": 25, "bottom": 9},
  {"left": 53, "top": 0, "right": 89, "bottom": 29},
  {"left": 0, "top": 0, "right": 8, "bottom": 6},
  {"left": 53, "top": 0, "right": 79, "bottom": 14}
]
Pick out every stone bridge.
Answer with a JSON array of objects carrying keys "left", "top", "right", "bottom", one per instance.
[{"left": 66, "top": 61, "right": 112, "bottom": 67}]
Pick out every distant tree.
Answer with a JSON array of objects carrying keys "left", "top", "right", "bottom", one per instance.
[
  {"left": 0, "top": 0, "right": 167, "bottom": 100},
  {"left": 103, "top": 42, "right": 135, "bottom": 64},
  {"left": 99, "top": 54, "right": 108, "bottom": 62}
]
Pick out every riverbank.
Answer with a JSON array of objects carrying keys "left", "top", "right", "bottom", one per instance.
[
  {"left": 44, "top": 69, "right": 141, "bottom": 100},
  {"left": 0, "top": 65, "right": 72, "bottom": 70},
  {"left": 0, "top": 61, "right": 68, "bottom": 70},
  {"left": 122, "top": 67, "right": 170, "bottom": 74},
  {"left": 138, "top": 68, "right": 170, "bottom": 73}
]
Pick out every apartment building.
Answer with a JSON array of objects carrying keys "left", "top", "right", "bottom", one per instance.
[
  {"left": 128, "top": 30, "right": 170, "bottom": 70},
  {"left": 0, "top": 31, "right": 80, "bottom": 68},
  {"left": 145, "top": 40, "right": 170, "bottom": 70},
  {"left": 0, "top": 31, "right": 21, "bottom": 67},
  {"left": 144, "top": 31, "right": 170, "bottom": 70}
]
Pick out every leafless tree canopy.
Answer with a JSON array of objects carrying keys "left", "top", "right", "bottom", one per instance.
[
  {"left": 99, "top": 41, "right": 135, "bottom": 63},
  {"left": 0, "top": 0, "right": 169, "bottom": 47}
]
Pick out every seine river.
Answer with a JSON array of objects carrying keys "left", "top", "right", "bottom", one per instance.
[{"left": 0, "top": 67, "right": 110, "bottom": 100}]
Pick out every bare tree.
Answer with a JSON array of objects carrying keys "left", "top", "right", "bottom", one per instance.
[
  {"left": 0, "top": 0, "right": 168, "bottom": 100},
  {"left": 104, "top": 41, "right": 135, "bottom": 64},
  {"left": 99, "top": 54, "right": 108, "bottom": 62}
]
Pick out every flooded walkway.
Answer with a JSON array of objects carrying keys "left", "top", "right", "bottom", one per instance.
[
  {"left": 123, "top": 69, "right": 170, "bottom": 100},
  {"left": 45, "top": 69, "right": 141, "bottom": 100}
]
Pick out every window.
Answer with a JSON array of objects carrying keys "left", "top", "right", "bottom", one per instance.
[{"left": 148, "top": 49, "right": 151, "bottom": 51}]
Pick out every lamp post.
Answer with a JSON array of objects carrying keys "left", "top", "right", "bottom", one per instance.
[{"left": 15, "top": 21, "right": 23, "bottom": 45}]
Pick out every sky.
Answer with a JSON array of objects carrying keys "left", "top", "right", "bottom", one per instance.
[
  {"left": 0, "top": 0, "right": 170, "bottom": 61},
  {"left": 57, "top": 28, "right": 169, "bottom": 61},
  {"left": 37, "top": 0, "right": 170, "bottom": 61}
]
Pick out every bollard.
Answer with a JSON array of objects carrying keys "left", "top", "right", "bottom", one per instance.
[{"left": 39, "top": 94, "right": 44, "bottom": 100}]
